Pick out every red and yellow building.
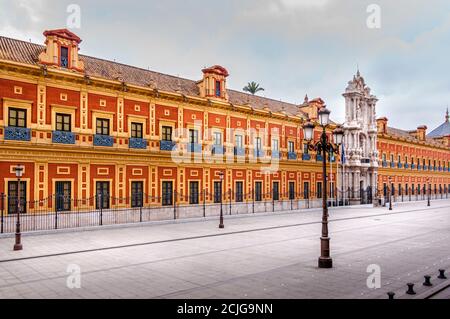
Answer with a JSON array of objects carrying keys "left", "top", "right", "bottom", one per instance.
[
  {"left": 0, "top": 29, "right": 339, "bottom": 214},
  {"left": 0, "top": 28, "right": 448, "bottom": 215},
  {"left": 376, "top": 116, "right": 450, "bottom": 199}
]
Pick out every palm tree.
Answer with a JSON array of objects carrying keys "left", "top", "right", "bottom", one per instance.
[{"left": 243, "top": 82, "right": 265, "bottom": 95}]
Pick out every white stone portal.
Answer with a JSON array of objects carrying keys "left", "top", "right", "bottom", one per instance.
[{"left": 341, "top": 70, "right": 378, "bottom": 204}]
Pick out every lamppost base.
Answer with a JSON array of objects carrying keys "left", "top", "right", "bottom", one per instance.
[
  {"left": 13, "top": 243, "right": 23, "bottom": 251},
  {"left": 318, "top": 257, "right": 333, "bottom": 269},
  {"left": 219, "top": 225, "right": 224, "bottom": 229}
]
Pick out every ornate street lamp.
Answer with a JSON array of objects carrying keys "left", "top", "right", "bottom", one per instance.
[
  {"left": 427, "top": 177, "right": 431, "bottom": 207},
  {"left": 218, "top": 172, "right": 225, "bottom": 229},
  {"left": 14, "top": 164, "right": 24, "bottom": 251},
  {"left": 388, "top": 176, "right": 393, "bottom": 211},
  {"left": 302, "top": 107, "right": 343, "bottom": 269}
]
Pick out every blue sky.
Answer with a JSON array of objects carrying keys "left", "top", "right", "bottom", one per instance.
[{"left": 1, "top": 0, "right": 449, "bottom": 131}]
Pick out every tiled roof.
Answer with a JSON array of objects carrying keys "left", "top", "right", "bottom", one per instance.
[
  {"left": 0, "top": 35, "right": 306, "bottom": 118},
  {"left": 386, "top": 126, "right": 444, "bottom": 147}
]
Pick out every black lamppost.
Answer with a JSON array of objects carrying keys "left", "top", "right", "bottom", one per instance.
[
  {"left": 427, "top": 177, "right": 431, "bottom": 207},
  {"left": 303, "top": 107, "right": 344, "bottom": 269},
  {"left": 14, "top": 164, "right": 24, "bottom": 251},
  {"left": 218, "top": 172, "right": 225, "bottom": 229},
  {"left": 388, "top": 176, "right": 393, "bottom": 211}
]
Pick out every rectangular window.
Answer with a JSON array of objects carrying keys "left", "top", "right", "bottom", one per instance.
[
  {"left": 131, "top": 123, "right": 143, "bottom": 139},
  {"left": 288, "top": 141, "right": 295, "bottom": 153},
  {"left": 60, "top": 46, "right": 69, "bottom": 68},
  {"left": 214, "top": 181, "right": 222, "bottom": 203},
  {"left": 189, "top": 129, "right": 199, "bottom": 144},
  {"left": 255, "top": 182, "right": 262, "bottom": 202},
  {"left": 189, "top": 181, "right": 199, "bottom": 205},
  {"left": 95, "top": 181, "right": 110, "bottom": 209},
  {"left": 235, "top": 135, "right": 243, "bottom": 149},
  {"left": 7, "top": 181, "right": 27, "bottom": 214},
  {"left": 272, "top": 139, "right": 279, "bottom": 152},
  {"left": 55, "top": 181, "right": 71, "bottom": 212},
  {"left": 382, "top": 154, "right": 386, "bottom": 162},
  {"left": 303, "top": 182, "right": 310, "bottom": 199},
  {"left": 162, "top": 181, "right": 173, "bottom": 206},
  {"left": 303, "top": 144, "right": 309, "bottom": 154},
  {"left": 131, "top": 181, "right": 143, "bottom": 208},
  {"left": 289, "top": 182, "right": 295, "bottom": 200},
  {"left": 8, "top": 108, "right": 27, "bottom": 128},
  {"left": 213, "top": 132, "right": 222, "bottom": 146},
  {"left": 215, "top": 80, "right": 221, "bottom": 97},
  {"left": 255, "top": 137, "right": 262, "bottom": 152},
  {"left": 56, "top": 113, "right": 71, "bottom": 132},
  {"left": 162, "top": 126, "right": 173, "bottom": 141},
  {"left": 273, "top": 182, "right": 279, "bottom": 201},
  {"left": 317, "top": 182, "right": 323, "bottom": 199},
  {"left": 96, "top": 118, "right": 110, "bottom": 136},
  {"left": 235, "top": 181, "right": 244, "bottom": 202}
]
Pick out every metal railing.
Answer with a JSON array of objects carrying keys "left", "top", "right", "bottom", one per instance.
[{"left": 0, "top": 187, "right": 447, "bottom": 235}]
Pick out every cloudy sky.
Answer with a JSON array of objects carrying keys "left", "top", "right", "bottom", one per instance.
[{"left": 1, "top": 0, "right": 449, "bottom": 131}]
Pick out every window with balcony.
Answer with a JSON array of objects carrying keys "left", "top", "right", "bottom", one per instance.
[
  {"left": 94, "top": 118, "right": 113, "bottom": 147},
  {"left": 234, "top": 134, "right": 245, "bottom": 156},
  {"left": 255, "top": 137, "right": 263, "bottom": 157},
  {"left": 288, "top": 141, "right": 297, "bottom": 160},
  {"left": 160, "top": 126, "right": 174, "bottom": 151},
  {"left": 272, "top": 139, "right": 279, "bottom": 158},
  {"left": 53, "top": 113, "right": 75, "bottom": 144},
  {"left": 5, "top": 108, "right": 30, "bottom": 141},
  {"left": 130, "top": 122, "right": 146, "bottom": 149},
  {"left": 188, "top": 129, "right": 201, "bottom": 153},
  {"left": 302, "top": 144, "right": 311, "bottom": 161},
  {"left": 212, "top": 131, "right": 223, "bottom": 155}
]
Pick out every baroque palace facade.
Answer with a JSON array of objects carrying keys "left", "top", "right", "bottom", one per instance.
[{"left": 0, "top": 28, "right": 449, "bottom": 215}]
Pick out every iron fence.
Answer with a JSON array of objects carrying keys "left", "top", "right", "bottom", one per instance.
[{"left": 0, "top": 187, "right": 447, "bottom": 234}]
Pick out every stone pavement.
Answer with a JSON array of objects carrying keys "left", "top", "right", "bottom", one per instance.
[{"left": 0, "top": 199, "right": 449, "bottom": 299}]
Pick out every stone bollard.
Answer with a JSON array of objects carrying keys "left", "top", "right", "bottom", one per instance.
[
  {"left": 406, "top": 283, "right": 416, "bottom": 295},
  {"left": 438, "top": 269, "right": 447, "bottom": 280},
  {"left": 423, "top": 275, "right": 432, "bottom": 287},
  {"left": 387, "top": 292, "right": 395, "bottom": 300}
]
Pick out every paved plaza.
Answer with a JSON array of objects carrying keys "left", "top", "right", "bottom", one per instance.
[{"left": 0, "top": 200, "right": 449, "bottom": 299}]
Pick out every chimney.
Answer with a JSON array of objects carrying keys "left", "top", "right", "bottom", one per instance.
[
  {"left": 376, "top": 117, "right": 388, "bottom": 134},
  {"left": 417, "top": 125, "right": 427, "bottom": 141}
]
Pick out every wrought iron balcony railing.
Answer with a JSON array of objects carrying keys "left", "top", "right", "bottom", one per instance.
[
  {"left": 288, "top": 152, "right": 297, "bottom": 160},
  {"left": 130, "top": 138, "right": 147, "bottom": 149},
  {"left": 160, "top": 140, "right": 175, "bottom": 151},
  {"left": 52, "top": 131, "right": 75, "bottom": 144},
  {"left": 4, "top": 127, "right": 31, "bottom": 141},
  {"left": 93, "top": 135, "right": 114, "bottom": 147},
  {"left": 234, "top": 147, "right": 245, "bottom": 157},
  {"left": 187, "top": 143, "right": 202, "bottom": 153}
]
